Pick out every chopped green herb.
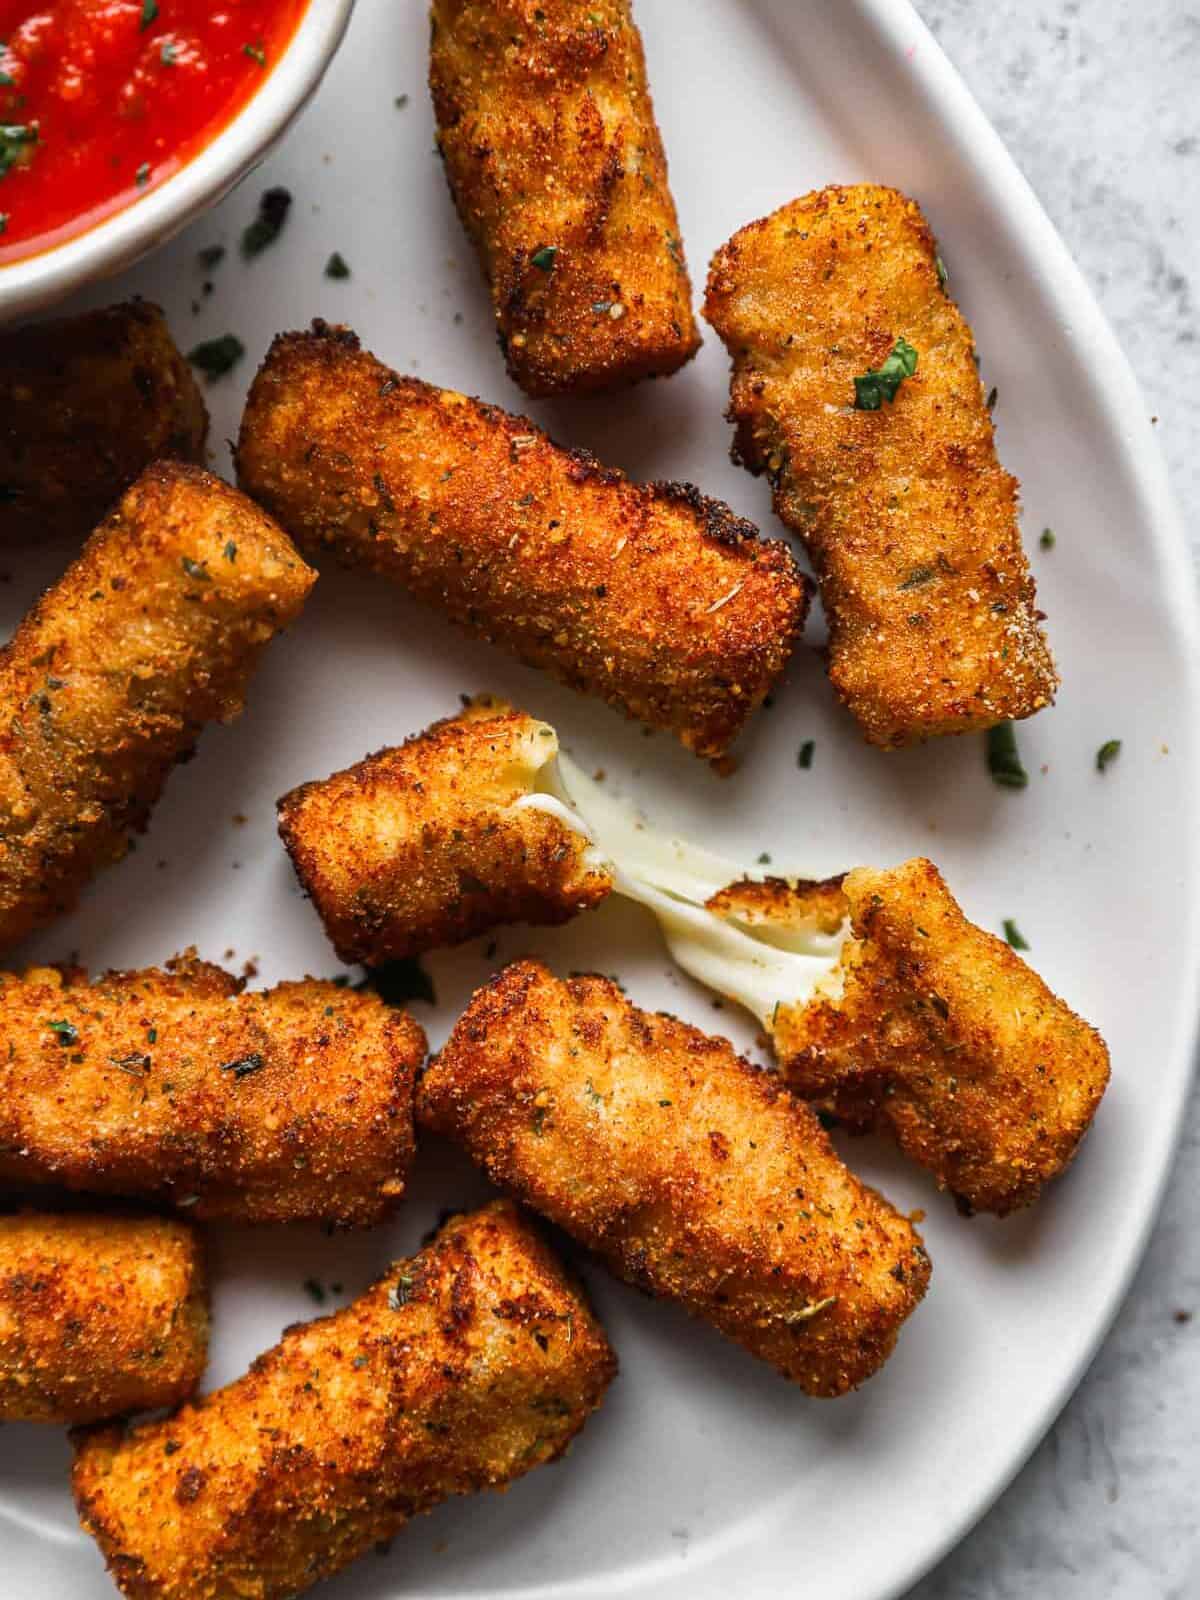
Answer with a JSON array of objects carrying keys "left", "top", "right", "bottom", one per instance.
[
  {"left": 935, "top": 254, "right": 948, "bottom": 289},
  {"left": 583, "top": 1079, "right": 603, "bottom": 1105},
  {"left": 187, "top": 334, "right": 245, "bottom": 382},
  {"left": 0, "top": 215, "right": 7, "bottom": 235},
  {"left": 1040, "top": 527, "right": 1055, "bottom": 550},
  {"left": 986, "top": 385, "right": 998, "bottom": 410},
  {"left": 658, "top": 1098, "right": 672, "bottom": 1107},
  {"left": 140, "top": 0, "right": 158, "bottom": 29},
  {"left": 324, "top": 250, "right": 350, "bottom": 280},
  {"left": 756, "top": 852, "right": 771, "bottom": 865},
  {"left": 108, "top": 1051, "right": 151, "bottom": 1076},
  {"left": 241, "top": 185, "right": 291, "bottom": 257},
  {"left": 1096, "top": 739, "right": 1122, "bottom": 775},
  {"left": 135, "top": 161, "right": 151, "bottom": 187},
  {"left": 986, "top": 721, "right": 1028, "bottom": 790},
  {"left": 797, "top": 740, "right": 815, "bottom": 770},
  {"left": 0, "top": 123, "right": 38, "bottom": 181},
  {"left": 303, "top": 1278, "right": 326, "bottom": 1305},
  {"left": 530, "top": 244, "right": 557, "bottom": 271},
  {"left": 357, "top": 958, "right": 435, "bottom": 1007},
  {"left": 898, "top": 565, "right": 935, "bottom": 590},
  {"left": 394, "top": 93, "right": 409, "bottom": 108},
  {"left": 147, "top": 1026, "right": 158, "bottom": 1044},
  {"left": 223, "top": 540, "right": 237, "bottom": 562},
  {"left": 853, "top": 336, "right": 918, "bottom": 410},
  {"left": 388, "top": 1273, "right": 414, "bottom": 1310},
  {"left": 196, "top": 244, "right": 225, "bottom": 270},
  {"left": 180, "top": 556, "right": 209, "bottom": 582},
  {"left": 1002, "top": 919, "right": 1030, "bottom": 951},
  {"left": 46, "top": 1019, "right": 77, "bottom": 1046},
  {"left": 220, "top": 1051, "right": 265, "bottom": 1079},
  {"left": 160, "top": 39, "right": 177, "bottom": 64},
  {"left": 243, "top": 42, "right": 267, "bottom": 67}
]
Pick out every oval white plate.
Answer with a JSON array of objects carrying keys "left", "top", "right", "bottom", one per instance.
[{"left": 2, "top": 2, "right": 1196, "bottom": 1598}]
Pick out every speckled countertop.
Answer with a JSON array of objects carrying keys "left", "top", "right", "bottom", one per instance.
[{"left": 907, "top": 4, "right": 1198, "bottom": 1597}]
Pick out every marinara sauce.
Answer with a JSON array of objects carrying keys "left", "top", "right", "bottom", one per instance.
[{"left": 0, "top": 0, "right": 307, "bottom": 262}]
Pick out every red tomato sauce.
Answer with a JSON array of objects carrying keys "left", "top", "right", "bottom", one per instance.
[{"left": 0, "top": 0, "right": 307, "bottom": 262}]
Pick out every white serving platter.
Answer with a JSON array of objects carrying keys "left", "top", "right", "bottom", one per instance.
[{"left": 1, "top": 2, "right": 1196, "bottom": 1597}]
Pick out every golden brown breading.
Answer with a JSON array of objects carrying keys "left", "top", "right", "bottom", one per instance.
[
  {"left": 430, "top": 0, "right": 700, "bottom": 395},
  {"left": 72, "top": 1200, "right": 615, "bottom": 1600},
  {"left": 236, "top": 323, "right": 808, "bottom": 759},
  {"left": 418, "top": 960, "right": 929, "bottom": 1397},
  {"left": 278, "top": 698, "right": 613, "bottom": 964},
  {"left": 0, "top": 1212, "right": 207, "bottom": 1424},
  {"left": 0, "top": 301, "right": 207, "bottom": 544},
  {"left": 726, "top": 859, "right": 1110, "bottom": 1215},
  {"left": 0, "top": 954, "right": 423, "bottom": 1226},
  {"left": 704, "top": 184, "right": 1057, "bottom": 747},
  {"left": 0, "top": 462, "right": 315, "bottom": 953}
]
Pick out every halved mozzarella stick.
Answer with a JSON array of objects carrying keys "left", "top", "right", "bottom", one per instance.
[
  {"left": 235, "top": 323, "right": 808, "bottom": 759},
  {"left": 713, "top": 860, "right": 1111, "bottom": 1215},
  {"left": 430, "top": 0, "right": 700, "bottom": 394},
  {"left": 0, "top": 462, "right": 315, "bottom": 953},
  {"left": 418, "top": 960, "right": 930, "bottom": 1397},
  {"left": 0, "top": 301, "right": 208, "bottom": 544},
  {"left": 278, "top": 697, "right": 613, "bottom": 965},
  {"left": 704, "top": 184, "right": 1056, "bottom": 747},
  {"left": 0, "top": 954, "right": 423, "bottom": 1226},
  {"left": 0, "top": 1213, "right": 207, "bottom": 1424},
  {"left": 73, "top": 1200, "right": 615, "bottom": 1600}
]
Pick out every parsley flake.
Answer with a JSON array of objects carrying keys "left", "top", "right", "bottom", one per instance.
[
  {"left": 187, "top": 334, "right": 245, "bottom": 382},
  {"left": 1002, "top": 919, "right": 1030, "bottom": 951},
  {"left": 243, "top": 42, "right": 267, "bottom": 67},
  {"left": 140, "top": 0, "right": 158, "bottom": 30},
  {"left": 46, "top": 1019, "right": 77, "bottom": 1046},
  {"left": 220, "top": 1051, "right": 265, "bottom": 1079},
  {"left": 986, "top": 721, "right": 1028, "bottom": 790},
  {"left": 241, "top": 186, "right": 291, "bottom": 258},
  {"left": 0, "top": 123, "right": 38, "bottom": 181},
  {"left": 1096, "top": 739, "right": 1122, "bottom": 775},
  {"left": 1040, "top": 527, "right": 1055, "bottom": 550},
  {"left": 324, "top": 250, "right": 350, "bottom": 280},
  {"left": 196, "top": 244, "right": 225, "bottom": 270},
  {"left": 530, "top": 244, "right": 557, "bottom": 271},
  {"left": 797, "top": 739, "right": 815, "bottom": 770},
  {"left": 853, "top": 336, "right": 918, "bottom": 410}
]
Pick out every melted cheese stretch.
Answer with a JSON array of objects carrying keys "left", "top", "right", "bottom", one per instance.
[{"left": 514, "top": 750, "right": 847, "bottom": 1027}]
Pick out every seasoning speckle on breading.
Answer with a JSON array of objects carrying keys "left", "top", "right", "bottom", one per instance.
[
  {"left": 704, "top": 184, "right": 1057, "bottom": 747},
  {"left": 236, "top": 323, "right": 809, "bottom": 758},
  {"left": 430, "top": 0, "right": 700, "bottom": 394}
]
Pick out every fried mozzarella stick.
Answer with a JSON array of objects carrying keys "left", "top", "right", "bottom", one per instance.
[
  {"left": 0, "top": 1213, "right": 207, "bottom": 1424},
  {"left": 0, "top": 463, "right": 315, "bottom": 952},
  {"left": 236, "top": 324, "right": 808, "bottom": 759},
  {"left": 704, "top": 184, "right": 1057, "bottom": 747},
  {"left": 279, "top": 698, "right": 613, "bottom": 965},
  {"left": 712, "top": 860, "right": 1111, "bottom": 1215},
  {"left": 419, "top": 961, "right": 929, "bottom": 1397},
  {"left": 430, "top": 0, "right": 700, "bottom": 395},
  {"left": 0, "top": 301, "right": 208, "bottom": 543},
  {"left": 73, "top": 1200, "right": 616, "bottom": 1600},
  {"left": 0, "top": 954, "right": 423, "bottom": 1226}
]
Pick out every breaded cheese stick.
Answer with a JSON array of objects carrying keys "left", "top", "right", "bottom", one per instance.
[
  {"left": 418, "top": 960, "right": 929, "bottom": 1396},
  {"left": 0, "top": 462, "right": 315, "bottom": 952},
  {"left": 236, "top": 324, "right": 808, "bottom": 759},
  {"left": 0, "top": 1213, "right": 207, "bottom": 1424},
  {"left": 430, "top": 0, "right": 700, "bottom": 395},
  {"left": 279, "top": 697, "right": 613, "bottom": 964},
  {"left": 0, "top": 954, "right": 423, "bottom": 1226},
  {"left": 0, "top": 301, "right": 208, "bottom": 543},
  {"left": 73, "top": 1200, "right": 615, "bottom": 1600},
  {"left": 712, "top": 859, "right": 1111, "bottom": 1216},
  {"left": 704, "top": 185, "right": 1057, "bottom": 747}
]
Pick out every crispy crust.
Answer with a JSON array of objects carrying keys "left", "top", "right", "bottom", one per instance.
[
  {"left": 0, "top": 301, "right": 208, "bottom": 544},
  {"left": 0, "top": 1212, "right": 207, "bottom": 1424},
  {"left": 236, "top": 324, "right": 808, "bottom": 759},
  {"left": 430, "top": 0, "right": 700, "bottom": 394},
  {"left": 759, "top": 858, "right": 1110, "bottom": 1214},
  {"left": 72, "top": 1200, "right": 615, "bottom": 1600},
  {"left": 0, "top": 461, "right": 315, "bottom": 953},
  {"left": 418, "top": 960, "right": 929, "bottom": 1397},
  {"left": 704, "top": 184, "right": 1057, "bottom": 747},
  {"left": 278, "top": 699, "right": 613, "bottom": 964},
  {"left": 0, "top": 954, "right": 423, "bottom": 1226}
]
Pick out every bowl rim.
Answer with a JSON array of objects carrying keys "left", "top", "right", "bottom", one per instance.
[{"left": 0, "top": 0, "right": 356, "bottom": 322}]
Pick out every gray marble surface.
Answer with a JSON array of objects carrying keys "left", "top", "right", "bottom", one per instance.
[{"left": 907, "top": 4, "right": 1199, "bottom": 1597}]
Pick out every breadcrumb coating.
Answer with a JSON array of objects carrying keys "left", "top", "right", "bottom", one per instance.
[
  {"left": 419, "top": 960, "right": 929, "bottom": 1396},
  {"left": 236, "top": 322, "right": 808, "bottom": 758},
  {"left": 430, "top": 0, "right": 700, "bottom": 394},
  {"left": 704, "top": 184, "right": 1056, "bottom": 747},
  {"left": 0, "top": 953, "right": 423, "bottom": 1226},
  {"left": 722, "top": 859, "right": 1110, "bottom": 1214},
  {"left": 0, "top": 462, "right": 315, "bottom": 953},
  {"left": 0, "top": 1212, "right": 207, "bottom": 1424},
  {"left": 72, "top": 1200, "right": 616, "bottom": 1600},
  {"left": 0, "top": 301, "right": 208, "bottom": 545},
  {"left": 279, "top": 698, "right": 613, "bottom": 964}
]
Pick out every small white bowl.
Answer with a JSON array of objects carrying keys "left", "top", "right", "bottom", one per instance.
[{"left": 0, "top": 0, "right": 355, "bottom": 325}]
